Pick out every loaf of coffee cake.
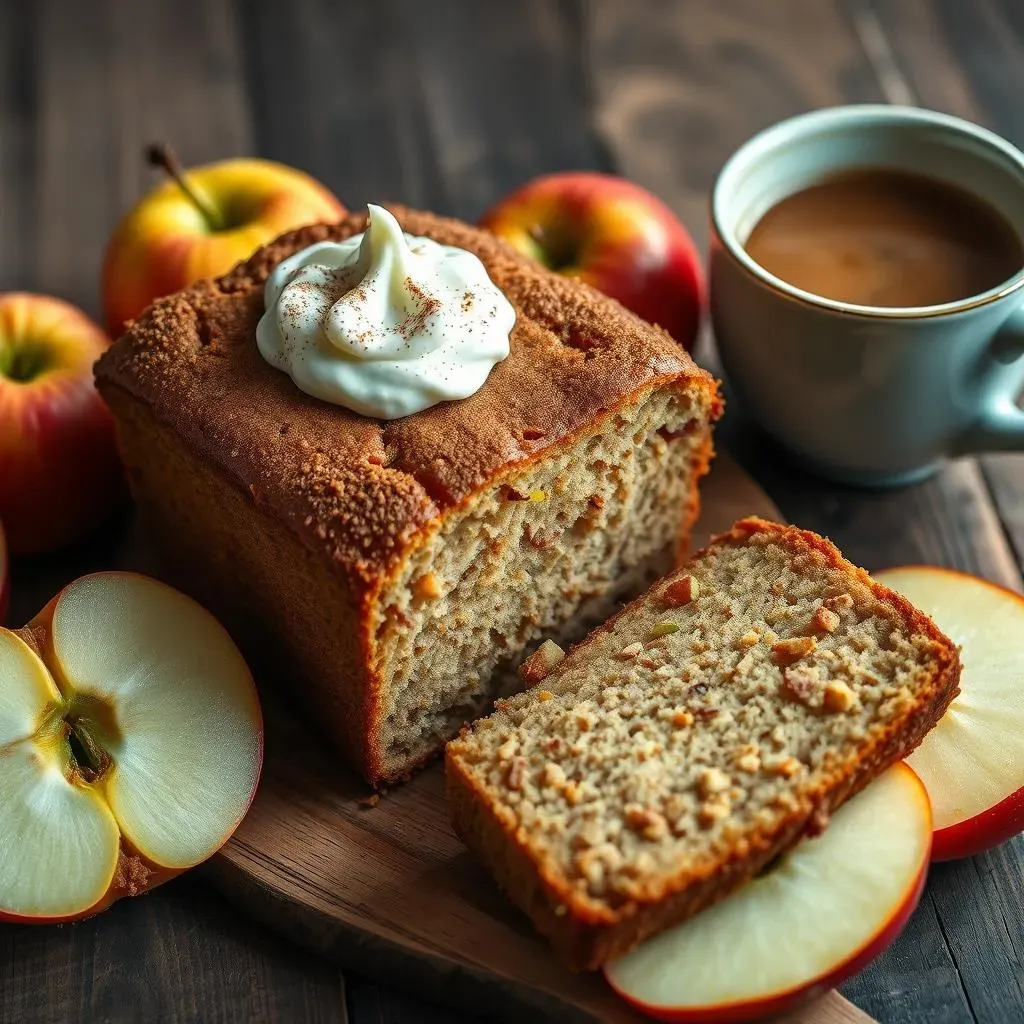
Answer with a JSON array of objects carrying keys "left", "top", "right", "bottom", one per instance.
[
  {"left": 446, "top": 517, "right": 960, "bottom": 968},
  {"left": 95, "top": 207, "right": 721, "bottom": 786}
]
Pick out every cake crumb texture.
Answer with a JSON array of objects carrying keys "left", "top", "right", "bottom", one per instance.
[{"left": 446, "top": 517, "right": 960, "bottom": 969}]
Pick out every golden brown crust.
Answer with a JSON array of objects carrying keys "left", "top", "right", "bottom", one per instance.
[
  {"left": 94, "top": 206, "right": 720, "bottom": 601},
  {"left": 446, "top": 516, "right": 961, "bottom": 970}
]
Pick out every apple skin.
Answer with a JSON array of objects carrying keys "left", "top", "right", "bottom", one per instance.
[
  {"left": 0, "top": 293, "right": 124, "bottom": 557},
  {"left": 102, "top": 158, "right": 346, "bottom": 336},
  {"left": 926, "top": 566, "right": 1024, "bottom": 861},
  {"left": 480, "top": 172, "right": 704, "bottom": 350},
  {"left": 933, "top": 786, "right": 1024, "bottom": 862}
]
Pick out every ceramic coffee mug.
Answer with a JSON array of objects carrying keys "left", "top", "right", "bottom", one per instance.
[{"left": 710, "top": 105, "right": 1024, "bottom": 486}]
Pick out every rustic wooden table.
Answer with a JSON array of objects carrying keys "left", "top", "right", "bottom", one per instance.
[{"left": 1, "top": 1, "right": 1022, "bottom": 1021}]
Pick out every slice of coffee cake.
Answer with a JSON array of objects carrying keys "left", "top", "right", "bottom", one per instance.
[{"left": 446, "top": 517, "right": 960, "bottom": 968}]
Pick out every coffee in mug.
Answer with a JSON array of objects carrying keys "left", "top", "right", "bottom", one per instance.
[
  {"left": 744, "top": 168, "right": 1023, "bottom": 309},
  {"left": 709, "top": 106, "right": 1024, "bottom": 486}
]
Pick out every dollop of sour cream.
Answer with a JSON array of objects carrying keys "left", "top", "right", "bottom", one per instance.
[{"left": 256, "top": 204, "right": 515, "bottom": 419}]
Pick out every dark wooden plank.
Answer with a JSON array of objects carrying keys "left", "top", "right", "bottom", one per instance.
[
  {"left": 0, "top": 877, "right": 348, "bottom": 1024},
  {"left": 0, "top": 1, "right": 347, "bottom": 1022},
  {"left": 347, "top": 984, "right": 481, "bottom": 1024},
  {"left": 241, "top": 0, "right": 608, "bottom": 223},
  {"left": 239, "top": 0, "right": 446, "bottom": 214},
  {"left": 392, "top": 0, "right": 611, "bottom": 221},
  {"left": 982, "top": 455, "right": 1024, "bottom": 574},
  {"left": 0, "top": 0, "right": 36, "bottom": 292},
  {"left": 31, "top": 0, "right": 122, "bottom": 315},
  {"left": 587, "top": 3, "right": 1024, "bottom": 1023},
  {"left": 851, "top": 0, "right": 1024, "bottom": 584},
  {"left": 845, "top": 0, "right": 977, "bottom": 114},
  {"left": 587, "top": 0, "right": 882, "bottom": 254},
  {"left": 927, "top": 840, "right": 1024, "bottom": 1024},
  {"left": 838, "top": 892, "right": 980, "bottom": 1024},
  {"left": 720, "top": 419, "right": 1023, "bottom": 590},
  {"left": 929, "top": 0, "right": 1024, "bottom": 144}
]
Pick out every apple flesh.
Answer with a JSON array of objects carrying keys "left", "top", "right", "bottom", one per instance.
[
  {"left": 480, "top": 172, "right": 704, "bottom": 350},
  {"left": 0, "top": 293, "right": 124, "bottom": 557},
  {"left": 102, "top": 155, "right": 346, "bottom": 336},
  {"left": 0, "top": 572, "right": 263, "bottom": 921},
  {"left": 604, "top": 764, "right": 931, "bottom": 1023},
  {"left": 874, "top": 565, "right": 1024, "bottom": 860}
]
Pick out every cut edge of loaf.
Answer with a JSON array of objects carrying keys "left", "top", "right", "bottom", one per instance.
[
  {"left": 371, "top": 376, "right": 716, "bottom": 782},
  {"left": 102, "top": 368, "right": 717, "bottom": 787},
  {"left": 445, "top": 517, "right": 961, "bottom": 969}
]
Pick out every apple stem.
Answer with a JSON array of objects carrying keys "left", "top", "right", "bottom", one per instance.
[
  {"left": 0, "top": 344, "right": 49, "bottom": 383},
  {"left": 145, "top": 142, "right": 224, "bottom": 231}
]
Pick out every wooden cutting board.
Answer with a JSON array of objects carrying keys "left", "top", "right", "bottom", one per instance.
[{"left": 204, "top": 453, "right": 876, "bottom": 1024}]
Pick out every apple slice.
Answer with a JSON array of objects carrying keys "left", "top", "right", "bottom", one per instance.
[
  {"left": 0, "top": 572, "right": 263, "bottom": 922},
  {"left": 604, "top": 764, "right": 931, "bottom": 1023},
  {"left": 874, "top": 565, "right": 1024, "bottom": 860}
]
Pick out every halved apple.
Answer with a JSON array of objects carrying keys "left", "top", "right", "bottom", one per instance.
[
  {"left": 0, "top": 572, "right": 263, "bottom": 922},
  {"left": 604, "top": 764, "right": 931, "bottom": 1022},
  {"left": 874, "top": 565, "right": 1024, "bottom": 860}
]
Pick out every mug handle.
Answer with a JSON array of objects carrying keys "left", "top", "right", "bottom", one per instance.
[{"left": 961, "top": 304, "right": 1024, "bottom": 451}]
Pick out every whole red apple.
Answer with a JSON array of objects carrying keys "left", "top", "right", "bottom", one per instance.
[
  {"left": 0, "top": 293, "right": 123, "bottom": 556},
  {"left": 480, "top": 172, "right": 704, "bottom": 349},
  {"left": 102, "top": 146, "right": 346, "bottom": 336}
]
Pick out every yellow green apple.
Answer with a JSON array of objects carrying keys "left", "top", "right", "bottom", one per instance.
[
  {"left": 102, "top": 147, "right": 346, "bottom": 335},
  {"left": 0, "top": 293, "right": 123, "bottom": 557}
]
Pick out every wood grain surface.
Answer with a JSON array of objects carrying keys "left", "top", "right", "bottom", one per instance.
[{"left": 0, "top": 1, "right": 1022, "bottom": 1022}]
